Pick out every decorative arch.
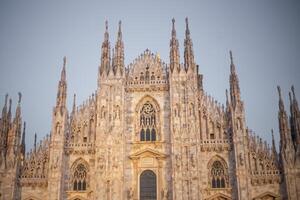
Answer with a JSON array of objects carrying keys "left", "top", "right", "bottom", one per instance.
[
  {"left": 205, "top": 193, "right": 232, "bottom": 200},
  {"left": 69, "top": 196, "right": 88, "bottom": 200},
  {"left": 135, "top": 95, "right": 161, "bottom": 142},
  {"left": 207, "top": 155, "right": 229, "bottom": 189},
  {"left": 70, "top": 158, "right": 89, "bottom": 191},
  {"left": 252, "top": 191, "right": 280, "bottom": 200},
  {"left": 24, "top": 195, "right": 42, "bottom": 200}
]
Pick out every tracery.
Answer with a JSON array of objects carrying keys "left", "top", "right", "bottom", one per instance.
[{"left": 140, "top": 101, "right": 156, "bottom": 141}]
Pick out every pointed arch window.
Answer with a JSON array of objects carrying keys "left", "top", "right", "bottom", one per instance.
[
  {"left": 140, "top": 102, "right": 156, "bottom": 141},
  {"left": 211, "top": 161, "right": 226, "bottom": 188},
  {"left": 73, "top": 163, "right": 87, "bottom": 191}
]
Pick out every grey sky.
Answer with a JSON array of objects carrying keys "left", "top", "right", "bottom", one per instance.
[{"left": 0, "top": 0, "right": 299, "bottom": 150}]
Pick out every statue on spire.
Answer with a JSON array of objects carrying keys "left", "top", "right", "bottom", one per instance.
[
  {"left": 184, "top": 17, "right": 194, "bottom": 71},
  {"left": 170, "top": 18, "right": 180, "bottom": 73}
]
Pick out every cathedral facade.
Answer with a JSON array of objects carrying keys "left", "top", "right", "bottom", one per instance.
[{"left": 0, "top": 18, "right": 300, "bottom": 200}]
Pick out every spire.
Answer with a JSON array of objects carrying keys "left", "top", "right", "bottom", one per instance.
[
  {"left": 170, "top": 18, "right": 180, "bottom": 73},
  {"left": 277, "top": 86, "right": 292, "bottom": 150},
  {"left": 72, "top": 93, "right": 76, "bottom": 114},
  {"left": 100, "top": 20, "right": 111, "bottom": 77},
  {"left": 289, "top": 85, "right": 300, "bottom": 147},
  {"left": 225, "top": 89, "right": 232, "bottom": 115},
  {"left": 229, "top": 50, "right": 241, "bottom": 109},
  {"left": 277, "top": 86, "right": 285, "bottom": 112},
  {"left": 271, "top": 129, "right": 277, "bottom": 155},
  {"left": 1, "top": 94, "right": 8, "bottom": 118},
  {"left": 21, "top": 121, "right": 26, "bottom": 157},
  {"left": 184, "top": 17, "right": 195, "bottom": 72},
  {"left": 117, "top": 20, "right": 122, "bottom": 41},
  {"left": 185, "top": 17, "right": 190, "bottom": 38},
  {"left": 14, "top": 92, "right": 22, "bottom": 122},
  {"left": 34, "top": 133, "right": 37, "bottom": 152},
  {"left": 7, "top": 98, "right": 12, "bottom": 123},
  {"left": 56, "top": 57, "right": 67, "bottom": 109},
  {"left": 291, "top": 85, "right": 299, "bottom": 109},
  {"left": 114, "top": 20, "right": 124, "bottom": 76},
  {"left": 111, "top": 48, "right": 115, "bottom": 74},
  {"left": 230, "top": 50, "right": 236, "bottom": 74},
  {"left": 61, "top": 56, "right": 66, "bottom": 82}
]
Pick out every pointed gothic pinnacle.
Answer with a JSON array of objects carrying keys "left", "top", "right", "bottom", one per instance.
[
  {"left": 271, "top": 129, "right": 277, "bottom": 152},
  {"left": 225, "top": 89, "right": 229, "bottom": 106},
  {"left": 61, "top": 56, "right": 67, "bottom": 81},
  {"left": 18, "top": 92, "right": 22, "bottom": 104},
  {"left": 172, "top": 18, "right": 176, "bottom": 37},
  {"left": 72, "top": 93, "right": 76, "bottom": 112},
  {"left": 34, "top": 133, "right": 37, "bottom": 152},
  {"left": 118, "top": 20, "right": 122, "bottom": 40},
  {"left": 22, "top": 122, "right": 26, "bottom": 143},
  {"left": 8, "top": 98, "right": 12, "bottom": 114},
  {"left": 104, "top": 20, "right": 109, "bottom": 41},
  {"left": 185, "top": 17, "right": 190, "bottom": 36},
  {"left": 277, "top": 86, "right": 285, "bottom": 111},
  {"left": 4, "top": 94, "right": 8, "bottom": 107},
  {"left": 229, "top": 50, "right": 236, "bottom": 74},
  {"left": 291, "top": 85, "right": 298, "bottom": 103}
]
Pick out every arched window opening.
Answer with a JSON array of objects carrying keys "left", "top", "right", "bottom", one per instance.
[
  {"left": 211, "top": 161, "right": 226, "bottom": 189},
  {"left": 145, "top": 70, "right": 150, "bottom": 81},
  {"left": 140, "top": 170, "right": 157, "bottom": 200},
  {"left": 140, "top": 129, "right": 145, "bottom": 141},
  {"left": 140, "top": 102, "right": 157, "bottom": 141},
  {"left": 140, "top": 72, "right": 144, "bottom": 81},
  {"left": 73, "top": 163, "right": 87, "bottom": 191}
]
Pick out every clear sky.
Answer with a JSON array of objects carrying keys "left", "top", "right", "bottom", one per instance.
[{"left": 0, "top": 0, "right": 299, "bottom": 150}]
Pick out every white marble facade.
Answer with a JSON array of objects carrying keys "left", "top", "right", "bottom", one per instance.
[{"left": 0, "top": 19, "right": 300, "bottom": 200}]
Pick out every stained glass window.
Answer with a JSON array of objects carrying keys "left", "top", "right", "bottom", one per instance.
[
  {"left": 140, "top": 102, "right": 156, "bottom": 141},
  {"left": 73, "top": 164, "right": 87, "bottom": 191},
  {"left": 211, "top": 161, "right": 226, "bottom": 188}
]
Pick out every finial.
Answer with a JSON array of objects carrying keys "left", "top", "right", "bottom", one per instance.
[
  {"left": 277, "top": 86, "right": 285, "bottom": 111},
  {"left": 60, "top": 56, "right": 67, "bottom": 81},
  {"left": 118, "top": 20, "right": 121, "bottom": 31},
  {"left": 105, "top": 20, "right": 108, "bottom": 31},
  {"left": 185, "top": 17, "right": 189, "bottom": 28},
  {"left": 104, "top": 20, "right": 109, "bottom": 41},
  {"left": 271, "top": 129, "right": 277, "bottom": 153},
  {"left": 230, "top": 50, "right": 233, "bottom": 64},
  {"left": 229, "top": 50, "right": 236, "bottom": 74},
  {"left": 4, "top": 94, "right": 8, "bottom": 106},
  {"left": 8, "top": 98, "right": 12, "bottom": 113},
  {"left": 63, "top": 56, "right": 66, "bottom": 68},
  {"left": 34, "top": 133, "right": 37, "bottom": 152},
  {"left": 22, "top": 121, "right": 26, "bottom": 142},
  {"left": 225, "top": 89, "right": 230, "bottom": 107},
  {"left": 289, "top": 92, "right": 292, "bottom": 104},
  {"left": 185, "top": 17, "right": 190, "bottom": 35},
  {"left": 291, "top": 85, "right": 297, "bottom": 100},
  {"left": 277, "top": 86, "right": 282, "bottom": 99},
  {"left": 18, "top": 92, "right": 22, "bottom": 104},
  {"left": 118, "top": 20, "right": 122, "bottom": 40},
  {"left": 72, "top": 93, "right": 76, "bottom": 112}
]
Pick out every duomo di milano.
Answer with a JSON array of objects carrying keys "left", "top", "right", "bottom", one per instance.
[{"left": 0, "top": 18, "right": 300, "bottom": 200}]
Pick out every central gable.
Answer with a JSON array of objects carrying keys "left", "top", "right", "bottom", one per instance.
[{"left": 126, "top": 49, "right": 168, "bottom": 82}]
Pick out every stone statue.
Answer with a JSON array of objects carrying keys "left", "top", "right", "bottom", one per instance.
[
  {"left": 128, "top": 187, "right": 134, "bottom": 200},
  {"left": 162, "top": 187, "right": 168, "bottom": 200}
]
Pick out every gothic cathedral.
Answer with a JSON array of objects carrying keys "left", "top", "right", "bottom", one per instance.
[{"left": 1, "top": 18, "right": 300, "bottom": 200}]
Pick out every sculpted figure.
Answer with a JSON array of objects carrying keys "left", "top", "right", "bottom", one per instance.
[
  {"left": 162, "top": 187, "right": 168, "bottom": 200},
  {"left": 128, "top": 187, "right": 134, "bottom": 200}
]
